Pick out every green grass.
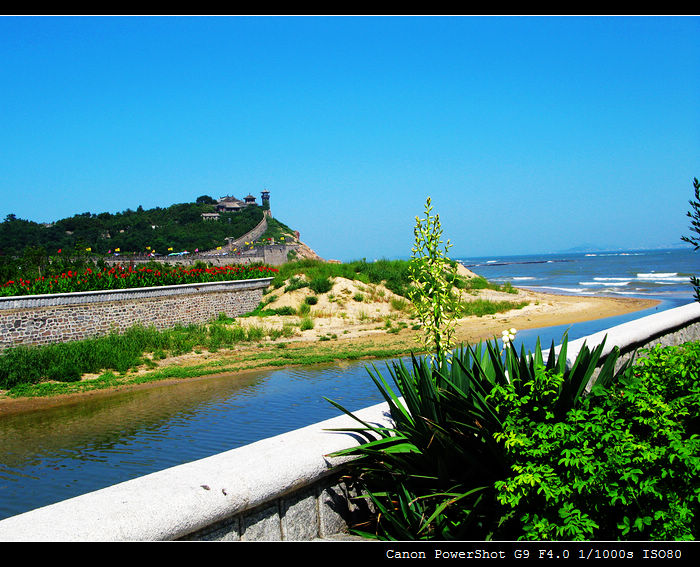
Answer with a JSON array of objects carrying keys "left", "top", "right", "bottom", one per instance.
[
  {"left": 2, "top": 337, "right": 421, "bottom": 399},
  {"left": 270, "top": 259, "right": 414, "bottom": 297},
  {"left": 459, "top": 275, "right": 517, "bottom": 294},
  {"left": 456, "top": 299, "right": 528, "bottom": 317},
  {"left": 0, "top": 320, "right": 285, "bottom": 392}
]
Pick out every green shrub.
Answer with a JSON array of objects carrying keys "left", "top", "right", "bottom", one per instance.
[
  {"left": 285, "top": 276, "right": 308, "bottom": 292},
  {"left": 299, "top": 316, "right": 314, "bottom": 331},
  {"left": 353, "top": 293, "right": 364, "bottom": 302},
  {"left": 489, "top": 341, "right": 700, "bottom": 541},
  {"left": 308, "top": 276, "right": 333, "bottom": 294},
  {"left": 246, "top": 325, "right": 266, "bottom": 341},
  {"left": 242, "top": 303, "right": 295, "bottom": 317},
  {"left": 305, "top": 295, "right": 319, "bottom": 305},
  {"left": 270, "top": 306, "right": 296, "bottom": 316}
]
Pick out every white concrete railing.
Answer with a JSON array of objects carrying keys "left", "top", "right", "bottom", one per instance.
[
  {"left": 0, "top": 301, "right": 699, "bottom": 541},
  {"left": 565, "top": 301, "right": 700, "bottom": 363}
]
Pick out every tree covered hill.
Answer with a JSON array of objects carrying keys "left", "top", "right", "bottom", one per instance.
[{"left": 0, "top": 197, "right": 265, "bottom": 257}]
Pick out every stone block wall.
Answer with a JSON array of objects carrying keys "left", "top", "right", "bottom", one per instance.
[
  {"left": 178, "top": 474, "right": 372, "bottom": 541},
  {"left": 0, "top": 278, "right": 272, "bottom": 350}
]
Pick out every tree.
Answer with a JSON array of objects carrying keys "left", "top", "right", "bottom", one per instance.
[
  {"left": 196, "top": 195, "right": 217, "bottom": 205},
  {"left": 681, "top": 177, "right": 700, "bottom": 302}
]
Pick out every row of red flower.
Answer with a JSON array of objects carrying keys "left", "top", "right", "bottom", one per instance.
[{"left": 0, "top": 264, "right": 279, "bottom": 297}]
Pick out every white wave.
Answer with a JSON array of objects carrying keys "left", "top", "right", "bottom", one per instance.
[
  {"left": 593, "top": 275, "right": 687, "bottom": 285},
  {"left": 581, "top": 281, "right": 630, "bottom": 287},
  {"left": 511, "top": 277, "right": 536, "bottom": 281},
  {"left": 637, "top": 272, "right": 678, "bottom": 278},
  {"left": 535, "top": 286, "right": 586, "bottom": 293}
]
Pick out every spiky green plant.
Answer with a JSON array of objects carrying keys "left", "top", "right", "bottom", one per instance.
[{"left": 327, "top": 333, "right": 632, "bottom": 540}]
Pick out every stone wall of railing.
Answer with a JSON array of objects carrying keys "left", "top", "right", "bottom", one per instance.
[
  {"left": 0, "top": 301, "right": 699, "bottom": 541},
  {"left": 0, "top": 278, "right": 273, "bottom": 350}
]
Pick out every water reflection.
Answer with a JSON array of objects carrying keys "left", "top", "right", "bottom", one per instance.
[{"left": 0, "top": 370, "right": 267, "bottom": 467}]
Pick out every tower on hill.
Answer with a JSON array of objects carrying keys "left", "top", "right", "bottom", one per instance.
[{"left": 261, "top": 189, "right": 270, "bottom": 214}]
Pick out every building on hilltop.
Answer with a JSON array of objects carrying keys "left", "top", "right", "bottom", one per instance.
[
  {"left": 216, "top": 195, "right": 249, "bottom": 213},
  {"left": 201, "top": 190, "right": 271, "bottom": 221}
]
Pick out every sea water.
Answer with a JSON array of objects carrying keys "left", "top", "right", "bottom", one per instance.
[
  {"left": 457, "top": 247, "right": 697, "bottom": 301},
  {"left": 0, "top": 247, "right": 697, "bottom": 522}
]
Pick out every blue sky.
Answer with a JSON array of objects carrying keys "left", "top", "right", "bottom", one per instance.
[{"left": 1, "top": 16, "right": 698, "bottom": 261}]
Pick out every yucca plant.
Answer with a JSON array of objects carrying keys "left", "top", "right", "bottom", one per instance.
[{"left": 327, "top": 333, "right": 634, "bottom": 540}]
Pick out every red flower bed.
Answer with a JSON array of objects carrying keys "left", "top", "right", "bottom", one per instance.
[{"left": 0, "top": 264, "right": 278, "bottom": 297}]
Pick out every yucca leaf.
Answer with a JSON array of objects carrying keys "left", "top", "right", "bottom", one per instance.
[{"left": 417, "top": 486, "right": 488, "bottom": 534}]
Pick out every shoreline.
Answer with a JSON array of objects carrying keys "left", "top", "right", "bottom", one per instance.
[{"left": 0, "top": 289, "right": 660, "bottom": 416}]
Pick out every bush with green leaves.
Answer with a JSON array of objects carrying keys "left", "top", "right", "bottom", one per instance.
[
  {"left": 407, "top": 197, "right": 460, "bottom": 360},
  {"left": 308, "top": 276, "right": 333, "bottom": 294},
  {"left": 329, "top": 336, "right": 700, "bottom": 541},
  {"left": 490, "top": 341, "right": 700, "bottom": 541}
]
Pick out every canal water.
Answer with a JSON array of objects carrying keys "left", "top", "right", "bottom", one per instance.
[{"left": 0, "top": 248, "right": 696, "bottom": 522}]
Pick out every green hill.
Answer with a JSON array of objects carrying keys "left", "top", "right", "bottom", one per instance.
[{"left": 0, "top": 197, "right": 267, "bottom": 258}]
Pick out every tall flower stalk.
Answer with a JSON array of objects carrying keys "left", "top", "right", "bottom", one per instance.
[{"left": 407, "top": 197, "right": 460, "bottom": 363}]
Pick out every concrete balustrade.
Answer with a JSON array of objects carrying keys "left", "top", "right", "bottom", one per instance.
[
  {"left": 0, "top": 301, "right": 698, "bottom": 541},
  {"left": 564, "top": 301, "right": 700, "bottom": 371}
]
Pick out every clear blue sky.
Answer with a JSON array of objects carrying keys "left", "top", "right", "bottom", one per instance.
[{"left": 1, "top": 16, "right": 698, "bottom": 261}]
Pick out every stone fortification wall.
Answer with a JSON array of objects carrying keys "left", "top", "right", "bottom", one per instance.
[
  {"left": 102, "top": 244, "right": 298, "bottom": 268},
  {"left": 0, "top": 278, "right": 272, "bottom": 350},
  {"left": 225, "top": 212, "right": 269, "bottom": 250}
]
